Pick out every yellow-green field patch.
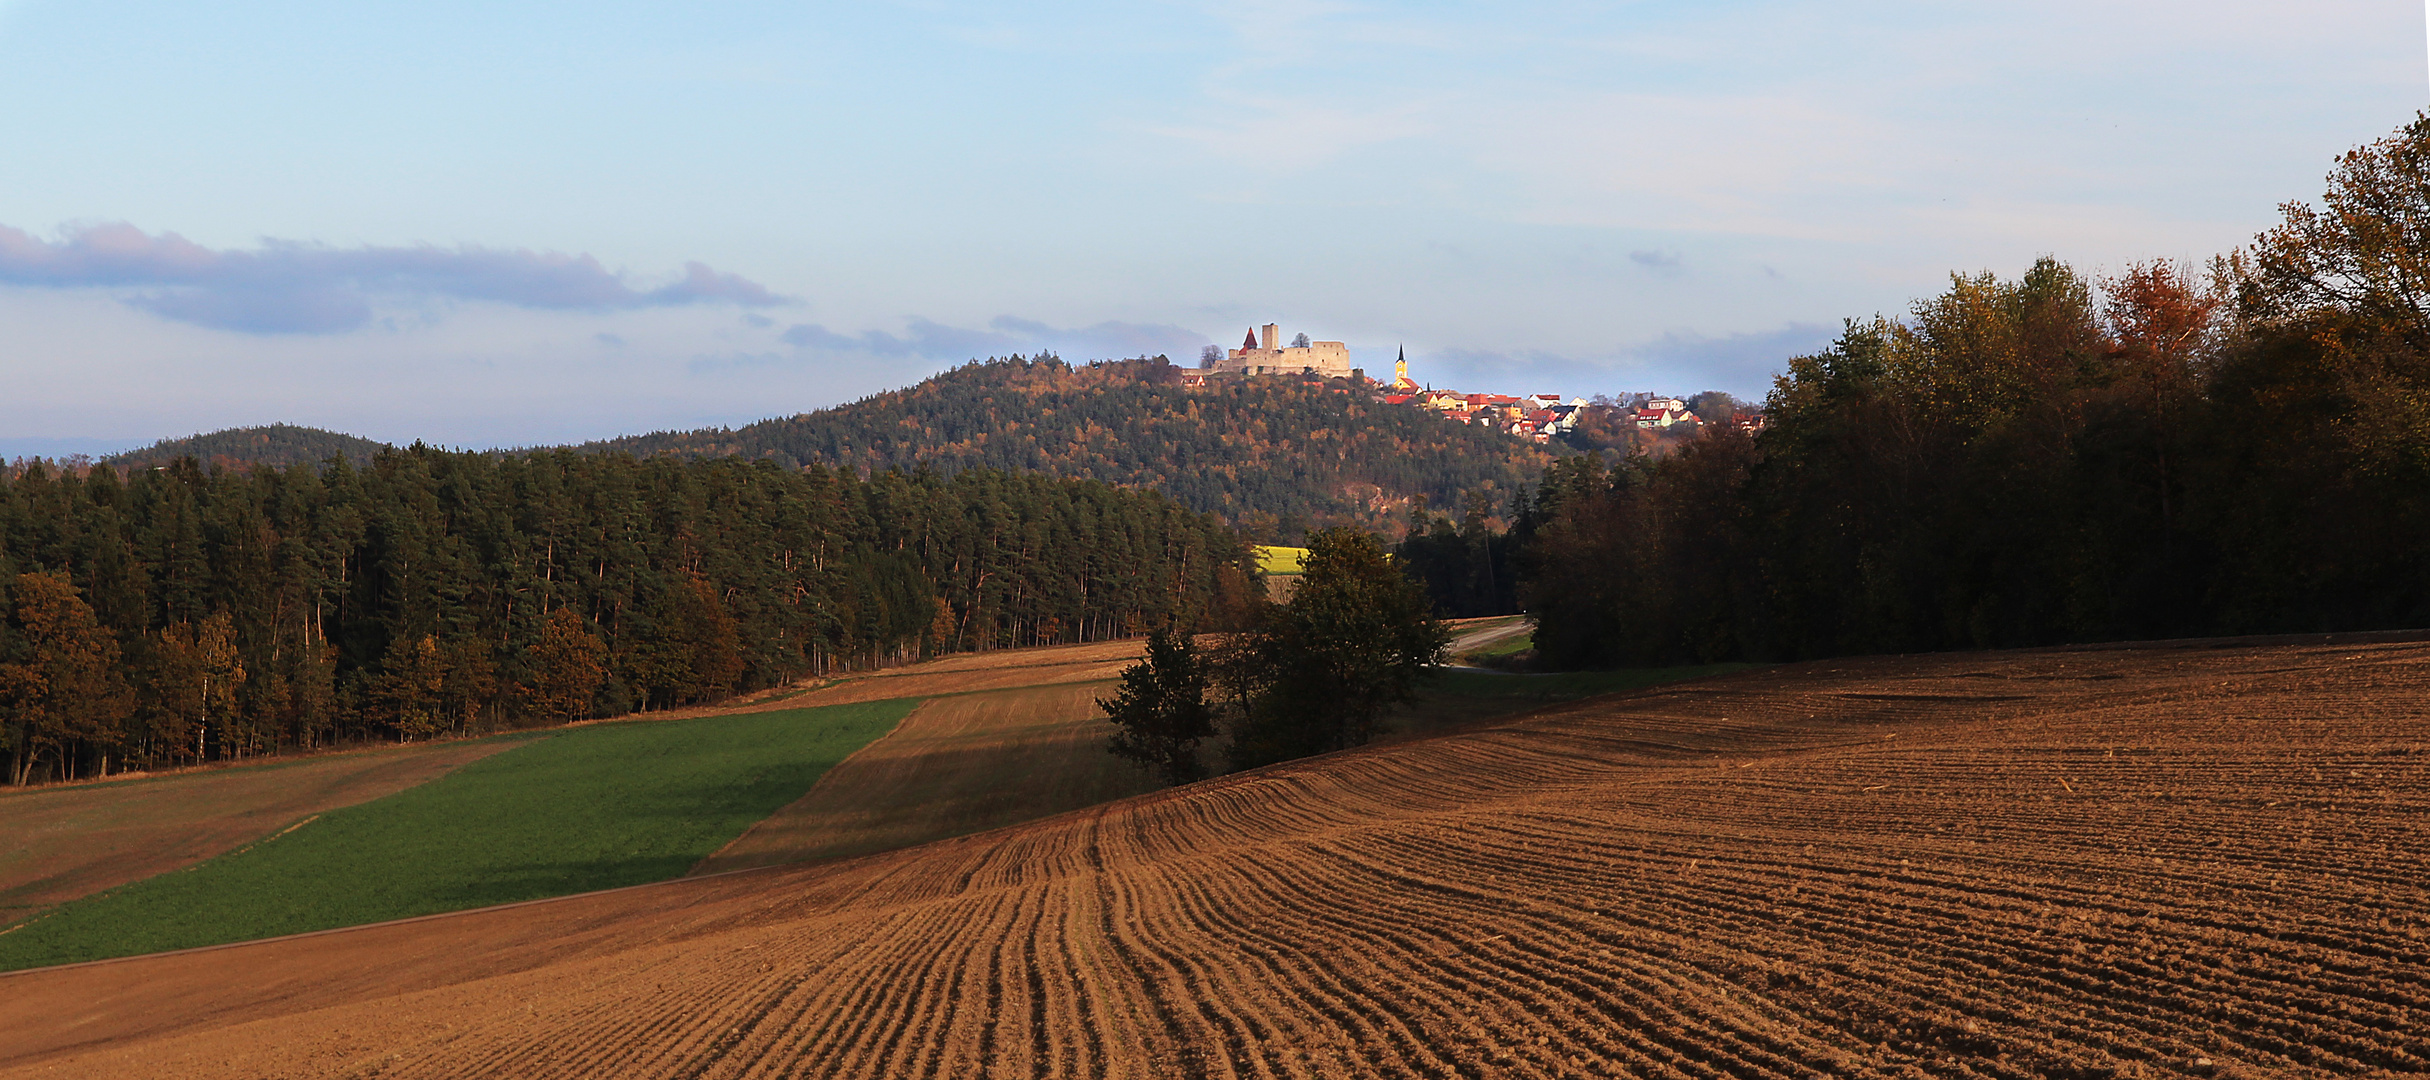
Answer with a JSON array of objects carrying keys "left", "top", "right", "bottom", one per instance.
[{"left": 1255, "top": 544, "right": 1308, "bottom": 576}]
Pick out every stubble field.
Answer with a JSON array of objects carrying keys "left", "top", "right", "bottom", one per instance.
[{"left": 3, "top": 634, "right": 2425, "bottom": 1078}]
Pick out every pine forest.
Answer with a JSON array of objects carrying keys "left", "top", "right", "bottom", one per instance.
[{"left": 0, "top": 448, "right": 1247, "bottom": 785}]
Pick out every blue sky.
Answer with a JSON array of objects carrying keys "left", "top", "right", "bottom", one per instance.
[{"left": 0, "top": 0, "right": 2418, "bottom": 455}]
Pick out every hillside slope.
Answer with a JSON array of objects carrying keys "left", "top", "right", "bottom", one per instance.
[
  {"left": 102, "top": 424, "right": 389, "bottom": 470},
  {"left": 71, "top": 360, "right": 1552, "bottom": 533},
  {"left": 586, "top": 356, "right": 1553, "bottom": 532},
  {"left": 5, "top": 635, "right": 2424, "bottom": 1078}
]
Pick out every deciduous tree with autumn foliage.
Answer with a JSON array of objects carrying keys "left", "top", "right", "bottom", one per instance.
[
  {"left": 520, "top": 607, "right": 610, "bottom": 725},
  {"left": 0, "top": 573, "right": 135, "bottom": 784},
  {"left": 1517, "top": 116, "right": 2430, "bottom": 667}
]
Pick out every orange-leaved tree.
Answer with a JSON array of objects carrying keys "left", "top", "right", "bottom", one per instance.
[
  {"left": 521, "top": 607, "right": 609, "bottom": 725},
  {"left": 0, "top": 572, "right": 136, "bottom": 785}
]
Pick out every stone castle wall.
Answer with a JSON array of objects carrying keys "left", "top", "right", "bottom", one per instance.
[{"left": 1213, "top": 340, "right": 1353, "bottom": 377}]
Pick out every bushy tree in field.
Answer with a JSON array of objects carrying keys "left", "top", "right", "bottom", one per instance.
[
  {"left": 1098, "top": 628, "right": 1216, "bottom": 786},
  {"left": 1226, "top": 528, "right": 1448, "bottom": 770}
]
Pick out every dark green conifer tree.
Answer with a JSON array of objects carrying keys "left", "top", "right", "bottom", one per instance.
[{"left": 1099, "top": 627, "right": 1216, "bottom": 786}]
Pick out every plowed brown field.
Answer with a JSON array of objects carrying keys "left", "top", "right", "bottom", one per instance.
[
  {"left": 5, "top": 636, "right": 2427, "bottom": 1079},
  {"left": 694, "top": 681, "right": 1158, "bottom": 873},
  {"left": 763, "top": 640, "right": 1148, "bottom": 710}
]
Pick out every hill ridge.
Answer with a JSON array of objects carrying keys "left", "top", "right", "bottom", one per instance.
[
  {"left": 64, "top": 358, "right": 1549, "bottom": 531},
  {"left": 586, "top": 355, "right": 1552, "bottom": 531},
  {"left": 100, "top": 423, "right": 389, "bottom": 470}
]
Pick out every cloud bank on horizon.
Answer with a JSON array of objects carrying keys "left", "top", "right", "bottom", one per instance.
[
  {"left": 0, "top": 223, "right": 784, "bottom": 333},
  {"left": 0, "top": 0, "right": 2417, "bottom": 454}
]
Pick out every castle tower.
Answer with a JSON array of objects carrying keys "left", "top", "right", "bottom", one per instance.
[{"left": 1261, "top": 323, "right": 1279, "bottom": 350}]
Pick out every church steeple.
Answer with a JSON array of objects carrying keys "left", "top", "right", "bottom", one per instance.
[{"left": 1391, "top": 345, "right": 1418, "bottom": 391}]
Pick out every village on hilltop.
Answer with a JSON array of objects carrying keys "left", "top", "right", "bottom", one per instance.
[{"left": 1177, "top": 322, "right": 1764, "bottom": 447}]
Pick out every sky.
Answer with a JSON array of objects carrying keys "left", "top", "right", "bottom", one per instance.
[{"left": 0, "top": 1, "right": 2420, "bottom": 457}]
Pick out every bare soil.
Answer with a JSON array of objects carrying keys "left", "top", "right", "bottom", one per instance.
[
  {"left": 692, "top": 680, "right": 1157, "bottom": 874},
  {"left": 4, "top": 636, "right": 2426, "bottom": 1079},
  {"left": 744, "top": 640, "right": 1147, "bottom": 710}
]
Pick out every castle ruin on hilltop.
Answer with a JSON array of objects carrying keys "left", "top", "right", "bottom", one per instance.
[{"left": 1207, "top": 323, "right": 1353, "bottom": 378}]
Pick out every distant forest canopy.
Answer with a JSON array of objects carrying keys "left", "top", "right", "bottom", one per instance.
[
  {"left": 101, "top": 424, "right": 391, "bottom": 472},
  {"left": 1518, "top": 115, "right": 2430, "bottom": 668},
  {"left": 581, "top": 355, "right": 1555, "bottom": 539},
  {"left": 0, "top": 448, "right": 1250, "bottom": 785}
]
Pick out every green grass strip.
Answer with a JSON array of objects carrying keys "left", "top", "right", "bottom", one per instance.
[{"left": 0, "top": 698, "right": 916, "bottom": 972}]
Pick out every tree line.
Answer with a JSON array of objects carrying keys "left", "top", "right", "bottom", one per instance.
[
  {"left": 0, "top": 447, "right": 1250, "bottom": 785},
  {"left": 1516, "top": 116, "right": 2430, "bottom": 667}
]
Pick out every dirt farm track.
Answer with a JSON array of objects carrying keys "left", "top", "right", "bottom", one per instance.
[{"left": 6, "top": 636, "right": 2429, "bottom": 1079}]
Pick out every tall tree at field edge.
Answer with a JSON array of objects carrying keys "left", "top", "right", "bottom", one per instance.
[
  {"left": 1099, "top": 627, "right": 1217, "bottom": 786},
  {"left": 1228, "top": 528, "right": 1449, "bottom": 770}
]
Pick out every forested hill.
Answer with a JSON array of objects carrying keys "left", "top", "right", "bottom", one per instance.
[
  {"left": 105, "top": 424, "right": 390, "bottom": 470},
  {"left": 582, "top": 356, "right": 1554, "bottom": 535}
]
